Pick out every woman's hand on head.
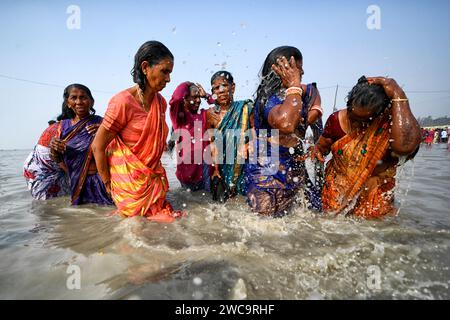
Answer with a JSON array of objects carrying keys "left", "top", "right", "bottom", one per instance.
[
  {"left": 366, "top": 77, "right": 405, "bottom": 99},
  {"left": 271, "top": 56, "right": 302, "bottom": 88},
  {"left": 196, "top": 83, "right": 207, "bottom": 98}
]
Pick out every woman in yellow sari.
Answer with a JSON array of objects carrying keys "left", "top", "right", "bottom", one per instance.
[
  {"left": 311, "top": 76, "right": 421, "bottom": 218},
  {"left": 92, "top": 41, "right": 182, "bottom": 223}
]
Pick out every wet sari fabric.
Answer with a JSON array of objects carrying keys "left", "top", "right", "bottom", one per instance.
[
  {"left": 245, "top": 84, "right": 323, "bottom": 215},
  {"left": 59, "top": 116, "right": 113, "bottom": 205},
  {"left": 23, "top": 123, "right": 70, "bottom": 200},
  {"left": 215, "top": 100, "right": 253, "bottom": 196},
  {"left": 322, "top": 110, "right": 396, "bottom": 217},
  {"left": 103, "top": 90, "right": 179, "bottom": 221}
]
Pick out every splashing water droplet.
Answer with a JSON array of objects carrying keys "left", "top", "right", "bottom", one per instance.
[
  {"left": 183, "top": 203, "right": 187, "bottom": 207},
  {"left": 293, "top": 177, "right": 299, "bottom": 183},
  {"left": 289, "top": 147, "right": 295, "bottom": 155},
  {"left": 193, "top": 277, "right": 202, "bottom": 286},
  {"left": 217, "top": 42, "right": 222, "bottom": 47},
  {"left": 171, "top": 27, "right": 177, "bottom": 34}
]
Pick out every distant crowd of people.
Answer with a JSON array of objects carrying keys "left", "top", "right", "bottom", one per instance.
[{"left": 421, "top": 127, "right": 449, "bottom": 148}]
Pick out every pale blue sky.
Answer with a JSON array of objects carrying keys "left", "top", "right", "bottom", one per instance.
[{"left": 1, "top": 0, "right": 449, "bottom": 149}]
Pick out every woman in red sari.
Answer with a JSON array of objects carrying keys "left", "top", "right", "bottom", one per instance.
[
  {"left": 311, "top": 76, "right": 421, "bottom": 218},
  {"left": 92, "top": 41, "right": 181, "bottom": 222}
]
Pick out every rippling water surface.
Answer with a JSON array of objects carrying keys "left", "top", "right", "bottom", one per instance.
[{"left": 0, "top": 146, "right": 449, "bottom": 299}]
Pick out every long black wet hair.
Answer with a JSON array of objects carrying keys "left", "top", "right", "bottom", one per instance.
[
  {"left": 131, "top": 40, "right": 174, "bottom": 91},
  {"left": 56, "top": 83, "right": 95, "bottom": 121},
  {"left": 254, "top": 46, "right": 303, "bottom": 126},
  {"left": 346, "top": 76, "right": 390, "bottom": 115}
]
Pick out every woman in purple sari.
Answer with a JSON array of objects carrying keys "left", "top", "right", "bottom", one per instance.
[{"left": 50, "top": 84, "right": 113, "bottom": 205}]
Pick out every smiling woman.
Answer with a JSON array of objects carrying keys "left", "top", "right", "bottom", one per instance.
[
  {"left": 91, "top": 41, "right": 183, "bottom": 223},
  {"left": 48, "top": 84, "right": 113, "bottom": 206}
]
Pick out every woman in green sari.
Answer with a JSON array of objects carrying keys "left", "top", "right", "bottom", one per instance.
[{"left": 206, "top": 71, "right": 253, "bottom": 199}]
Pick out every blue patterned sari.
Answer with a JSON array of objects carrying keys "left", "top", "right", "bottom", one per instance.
[{"left": 245, "top": 83, "right": 323, "bottom": 215}]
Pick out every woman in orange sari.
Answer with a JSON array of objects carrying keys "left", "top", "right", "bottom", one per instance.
[
  {"left": 311, "top": 76, "right": 421, "bottom": 218},
  {"left": 92, "top": 41, "right": 182, "bottom": 222}
]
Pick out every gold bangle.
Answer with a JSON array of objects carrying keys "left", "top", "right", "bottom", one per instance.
[{"left": 391, "top": 98, "right": 408, "bottom": 103}]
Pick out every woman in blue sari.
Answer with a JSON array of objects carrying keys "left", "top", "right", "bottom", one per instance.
[
  {"left": 245, "top": 46, "right": 324, "bottom": 216},
  {"left": 206, "top": 71, "right": 253, "bottom": 199},
  {"left": 50, "top": 84, "right": 113, "bottom": 205}
]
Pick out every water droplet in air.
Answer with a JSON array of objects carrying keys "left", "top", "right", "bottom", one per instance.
[
  {"left": 293, "top": 177, "right": 299, "bottom": 183},
  {"left": 183, "top": 203, "right": 187, "bottom": 207},
  {"left": 193, "top": 277, "right": 203, "bottom": 286},
  {"left": 289, "top": 147, "right": 295, "bottom": 154},
  {"left": 217, "top": 42, "right": 222, "bottom": 47}
]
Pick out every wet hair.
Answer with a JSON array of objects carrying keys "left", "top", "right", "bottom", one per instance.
[
  {"left": 131, "top": 41, "right": 174, "bottom": 91},
  {"left": 346, "top": 76, "right": 390, "bottom": 115},
  {"left": 187, "top": 83, "right": 199, "bottom": 95},
  {"left": 255, "top": 46, "right": 303, "bottom": 126},
  {"left": 211, "top": 70, "right": 234, "bottom": 85},
  {"left": 56, "top": 84, "right": 95, "bottom": 121}
]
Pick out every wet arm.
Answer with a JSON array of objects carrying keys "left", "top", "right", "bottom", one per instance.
[
  {"left": 91, "top": 126, "right": 117, "bottom": 186},
  {"left": 390, "top": 98, "right": 421, "bottom": 156},
  {"left": 268, "top": 95, "right": 303, "bottom": 134},
  {"left": 307, "top": 89, "right": 322, "bottom": 125}
]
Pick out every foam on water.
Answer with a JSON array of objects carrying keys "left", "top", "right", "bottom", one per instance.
[{"left": 0, "top": 148, "right": 449, "bottom": 299}]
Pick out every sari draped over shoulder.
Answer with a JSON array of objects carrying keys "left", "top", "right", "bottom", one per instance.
[
  {"left": 60, "top": 115, "right": 113, "bottom": 205},
  {"left": 322, "top": 110, "right": 395, "bottom": 217},
  {"left": 169, "top": 82, "right": 211, "bottom": 189},
  {"left": 245, "top": 83, "right": 323, "bottom": 214},
  {"left": 106, "top": 91, "right": 179, "bottom": 221},
  {"left": 23, "top": 123, "right": 70, "bottom": 200},
  {"left": 215, "top": 99, "right": 253, "bottom": 196}
]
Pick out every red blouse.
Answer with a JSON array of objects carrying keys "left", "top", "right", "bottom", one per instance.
[{"left": 322, "top": 111, "right": 346, "bottom": 142}]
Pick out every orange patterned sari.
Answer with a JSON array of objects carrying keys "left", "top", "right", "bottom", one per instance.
[
  {"left": 106, "top": 93, "right": 181, "bottom": 222},
  {"left": 322, "top": 111, "right": 396, "bottom": 218}
]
